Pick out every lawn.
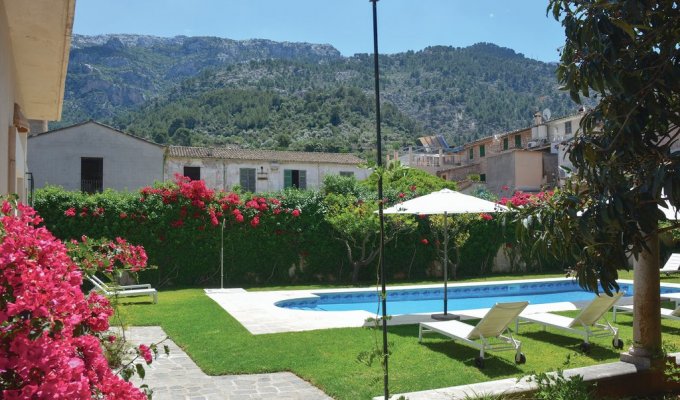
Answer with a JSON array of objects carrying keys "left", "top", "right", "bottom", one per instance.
[{"left": 117, "top": 273, "right": 680, "bottom": 400}]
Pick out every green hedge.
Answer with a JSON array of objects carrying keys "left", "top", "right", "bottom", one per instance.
[{"left": 34, "top": 182, "right": 563, "bottom": 287}]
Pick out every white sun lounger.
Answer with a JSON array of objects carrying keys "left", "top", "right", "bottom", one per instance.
[
  {"left": 88, "top": 274, "right": 158, "bottom": 304},
  {"left": 613, "top": 303, "right": 680, "bottom": 322},
  {"left": 518, "top": 292, "right": 624, "bottom": 352},
  {"left": 419, "top": 301, "right": 528, "bottom": 368},
  {"left": 662, "top": 292, "right": 680, "bottom": 308},
  {"left": 660, "top": 253, "right": 680, "bottom": 276}
]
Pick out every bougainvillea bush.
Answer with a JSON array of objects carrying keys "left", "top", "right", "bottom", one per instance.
[{"left": 0, "top": 200, "right": 149, "bottom": 399}]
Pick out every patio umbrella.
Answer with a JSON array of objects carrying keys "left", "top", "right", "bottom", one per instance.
[{"left": 383, "top": 189, "right": 507, "bottom": 320}]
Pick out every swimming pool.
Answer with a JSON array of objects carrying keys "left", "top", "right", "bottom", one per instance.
[{"left": 275, "top": 279, "right": 680, "bottom": 315}]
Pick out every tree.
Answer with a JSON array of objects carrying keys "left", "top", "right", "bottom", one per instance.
[{"left": 542, "top": 0, "right": 680, "bottom": 360}]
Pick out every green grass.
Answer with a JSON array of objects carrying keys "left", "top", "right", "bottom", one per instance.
[{"left": 117, "top": 274, "right": 680, "bottom": 399}]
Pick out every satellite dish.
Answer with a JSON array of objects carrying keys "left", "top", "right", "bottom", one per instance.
[{"left": 542, "top": 108, "right": 552, "bottom": 121}]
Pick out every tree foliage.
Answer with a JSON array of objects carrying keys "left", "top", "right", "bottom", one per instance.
[{"left": 511, "top": 1, "right": 680, "bottom": 294}]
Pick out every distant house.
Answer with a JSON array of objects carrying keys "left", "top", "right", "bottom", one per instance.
[
  {"left": 0, "top": 1, "right": 75, "bottom": 202},
  {"left": 27, "top": 120, "right": 370, "bottom": 193},
  {"left": 28, "top": 121, "right": 165, "bottom": 192},
  {"left": 165, "top": 146, "right": 370, "bottom": 192}
]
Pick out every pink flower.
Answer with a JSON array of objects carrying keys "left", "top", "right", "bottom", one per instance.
[
  {"left": 2, "top": 201, "right": 12, "bottom": 214},
  {"left": 119, "top": 212, "right": 127, "bottom": 219},
  {"left": 138, "top": 344, "right": 153, "bottom": 364},
  {"left": 502, "top": 185, "right": 509, "bottom": 191},
  {"left": 409, "top": 185, "right": 417, "bottom": 192},
  {"left": 398, "top": 192, "right": 405, "bottom": 199},
  {"left": 107, "top": 335, "right": 116, "bottom": 343},
  {"left": 480, "top": 213, "right": 493, "bottom": 221},
  {"left": 250, "top": 216, "right": 260, "bottom": 228},
  {"left": 421, "top": 238, "right": 429, "bottom": 245},
  {"left": 64, "top": 207, "right": 76, "bottom": 217},
  {"left": 292, "top": 209, "right": 300, "bottom": 217},
  {"left": 235, "top": 213, "right": 244, "bottom": 223}
]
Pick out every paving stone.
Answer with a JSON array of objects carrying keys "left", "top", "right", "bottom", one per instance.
[{"left": 126, "top": 326, "right": 333, "bottom": 399}]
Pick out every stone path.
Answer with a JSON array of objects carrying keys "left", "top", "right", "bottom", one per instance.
[{"left": 126, "top": 326, "right": 333, "bottom": 400}]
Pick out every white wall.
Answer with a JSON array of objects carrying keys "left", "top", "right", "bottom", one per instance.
[
  {"left": 0, "top": 4, "right": 17, "bottom": 195},
  {"left": 28, "top": 122, "right": 165, "bottom": 191},
  {"left": 165, "top": 157, "right": 370, "bottom": 192}
]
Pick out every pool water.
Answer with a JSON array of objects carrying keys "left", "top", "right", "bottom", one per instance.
[{"left": 276, "top": 279, "right": 679, "bottom": 315}]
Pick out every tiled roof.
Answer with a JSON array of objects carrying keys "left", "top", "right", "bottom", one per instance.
[{"left": 167, "top": 146, "right": 365, "bottom": 165}]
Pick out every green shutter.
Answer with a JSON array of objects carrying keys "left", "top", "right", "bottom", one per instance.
[
  {"left": 299, "top": 170, "right": 307, "bottom": 190},
  {"left": 480, "top": 145, "right": 485, "bottom": 157},
  {"left": 515, "top": 135, "right": 522, "bottom": 148},
  {"left": 469, "top": 148, "right": 473, "bottom": 160},
  {"left": 503, "top": 137, "right": 508, "bottom": 150},
  {"left": 284, "top": 169, "right": 292, "bottom": 188}
]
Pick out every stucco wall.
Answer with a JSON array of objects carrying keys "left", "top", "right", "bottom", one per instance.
[
  {"left": 514, "top": 151, "right": 544, "bottom": 191},
  {"left": 27, "top": 122, "right": 165, "bottom": 191},
  {"left": 165, "top": 157, "right": 370, "bottom": 192},
  {"left": 0, "top": 4, "right": 16, "bottom": 195},
  {"left": 486, "top": 151, "right": 516, "bottom": 196}
]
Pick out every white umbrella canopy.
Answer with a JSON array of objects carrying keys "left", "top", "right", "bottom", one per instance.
[
  {"left": 382, "top": 188, "right": 506, "bottom": 319},
  {"left": 383, "top": 188, "right": 507, "bottom": 215}
]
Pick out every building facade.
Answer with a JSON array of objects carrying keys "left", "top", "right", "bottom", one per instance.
[
  {"left": 165, "top": 146, "right": 370, "bottom": 192},
  {"left": 28, "top": 121, "right": 165, "bottom": 192},
  {"left": 0, "top": 0, "right": 75, "bottom": 202}
]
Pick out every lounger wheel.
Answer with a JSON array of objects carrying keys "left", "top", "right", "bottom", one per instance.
[
  {"left": 579, "top": 342, "right": 591, "bottom": 353},
  {"left": 515, "top": 353, "right": 526, "bottom": 364},
  {"left": 612, "top": 338, "right": 624, "bottom": 349},
  {"left": 474, "top": 357, "right": 485, "bottom": 368}
]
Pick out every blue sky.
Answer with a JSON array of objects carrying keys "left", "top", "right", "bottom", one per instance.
[{"left": 73, "top": 1, "right": 566, "bottom": 62}]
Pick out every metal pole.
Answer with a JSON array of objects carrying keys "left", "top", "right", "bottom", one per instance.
[
  {"left": 221, "top": 218, "right": 225, "bottom": 290},
  {"left": 443, "top": 212, "right": 448, "bottom": 315},
  {"left": 370, "top": 1, "right": 389, "bottom": 398}
]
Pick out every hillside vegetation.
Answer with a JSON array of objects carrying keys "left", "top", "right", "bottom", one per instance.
[{"left": 58, "top": 35, "right": 579, "bottom": 153}]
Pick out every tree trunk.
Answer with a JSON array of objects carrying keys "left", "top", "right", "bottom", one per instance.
[
  {"left": 628, "top": 225, "right": 662, "bottom": 359},
  {"left": 351, "top": 262, "right": 361, "bottom": 284}
]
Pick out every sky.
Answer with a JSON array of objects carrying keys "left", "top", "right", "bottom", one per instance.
[{"left": 73, "top": 0, "right": 566, "bottom": 63}]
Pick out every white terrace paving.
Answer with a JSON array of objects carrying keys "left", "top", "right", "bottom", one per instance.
[{"left": 204, "top": 278, "right": 653, "bottom": 335}]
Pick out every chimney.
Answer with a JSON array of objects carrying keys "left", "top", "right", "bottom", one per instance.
[{"left": 533, "top": 111, "right": 543, "bottom": 126}]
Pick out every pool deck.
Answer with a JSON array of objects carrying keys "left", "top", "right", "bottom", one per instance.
[{"left": 204, "top": 278, "right": 678, "bottom": 335}]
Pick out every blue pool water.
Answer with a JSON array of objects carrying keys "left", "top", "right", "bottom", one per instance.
[{"left": 275, "top": 280, "right": 680, "bottom": 315}]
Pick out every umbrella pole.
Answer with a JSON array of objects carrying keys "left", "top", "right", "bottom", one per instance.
[
  {"left": 443, "top": 212, "right": 448, "bottom": 314},
  {"left": 432, "top": 212, "right": 457, "bottom": 320}
]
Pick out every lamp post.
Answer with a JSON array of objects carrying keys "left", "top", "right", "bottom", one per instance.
[{"left": 369, "top": 1, "right": 389, "bottom": 398}]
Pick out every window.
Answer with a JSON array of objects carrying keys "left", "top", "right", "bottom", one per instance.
[
  {"left": 515, "top": 135, "right": 522, "bottom": 148},
  {"left": 240, "top": 168, "right": 256, "bottom": 193},
  {"left": 81, "top": 157, "right": 103, "bottom": 194},
  {"left": 183, "top": 166, "right": 200, "bottom": 181},
  {"left": 503, "top": 137, "right": 509, "bottom": 150},
  {"left": 284, "top": 169, "right": 307, "bottom": 189},
  {"left": 479, "top": 145, "right": 486, "bottom": 157},
  {"left": 339, "top": 171, "right": 354, "bottom": 177},
  {"left": 469, "top": 148, "right": 474, "bottom": 160},
  {"left": 565, "top": 121, "right": 572, "bottom": 135},
  {"left": 480, "top": 173, "right": 486, "bottom": 182}
]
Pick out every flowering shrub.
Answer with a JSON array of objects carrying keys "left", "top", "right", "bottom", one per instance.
[
  {"left": 0, "top": 200, "right": 148, "bottom": 399},
  {"left": 66, "top": 236, "right": 150, "bottom": 277}
]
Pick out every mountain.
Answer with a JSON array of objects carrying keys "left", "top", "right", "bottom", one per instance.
[{"left": 57, "top": 34, "right": 579, "bottom": 153}]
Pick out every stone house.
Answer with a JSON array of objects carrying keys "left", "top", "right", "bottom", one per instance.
[
  {"left": 0, "top": 0, "right": 75, "bottom": 202},
  {"left": 165, "top": 146, "right": 370, "bottom": 192},
  {"left": 28, "top": 121, "right": 165, "bottom": 192}
]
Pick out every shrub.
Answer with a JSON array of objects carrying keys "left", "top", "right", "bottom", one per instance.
[{"left": 0, "top": 200, "right": 147, "bottom": 399}]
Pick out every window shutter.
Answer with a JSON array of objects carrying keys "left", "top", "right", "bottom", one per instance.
[
  {"left": 479, "top": 145, "right": 485, "bottom": 157},
  {"left": 284, "top": 169, "right": 292, "bottom": 188},
  {"left": 299, "top": 170, "right": 307, "bottom": 189},
  {"left": 515, "top": 135, "right": 522, "bottom": 148},
  {"left": 503, "top": 137, "right": 509, "bottom": 150}
]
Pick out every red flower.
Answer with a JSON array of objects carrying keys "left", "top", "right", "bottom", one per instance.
[
  {"left": 480, "top": 213, "right": 493, "bottom": 221},
  {"left": 119, "top": 212, "right": 127, "bottom": 219},
  {"left": 409, "top": 185, "right": 417, "bottom": 192},
  {"left": 292, "top": 209, "right": 300, "bottom": 217},
  {"left": 250, "top": 216, "right": 260, "bottom": 228},
  {"left": 420, "top": 238, "right": 429, "bottom": 245},
  {"left": 107, "top": 335, "right": 116, "bottom": 343},
  {"left": 138, "top": 344, "right": 153, "bottom": 364},
  {"left": 64, "top": 207, "right": 76, "bottom": 217},
  {"left": 502, "top": 185, "right": 509, "bottom": 191},
  {"left": 235, "top": 214, "right": 244, "bottom": 223},
  {"left": 1, "top": 201, "right": 10, "bottom": 215}
]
